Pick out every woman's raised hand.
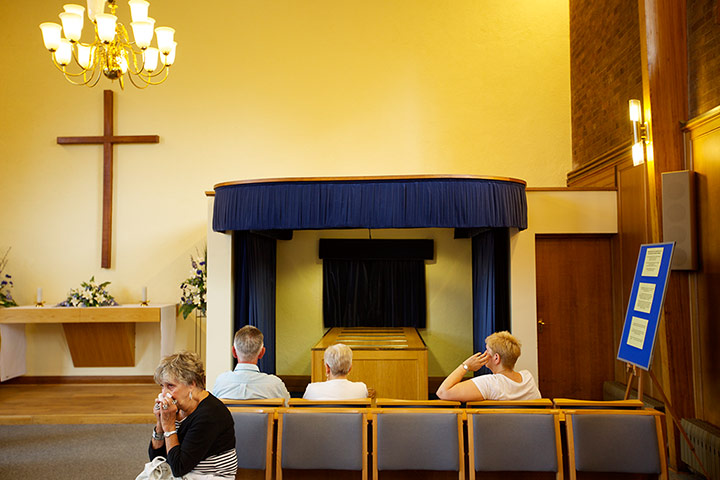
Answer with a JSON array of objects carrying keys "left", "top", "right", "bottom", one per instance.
[{"left": 463, "top": 351, "right": 489, "bottom": 372}]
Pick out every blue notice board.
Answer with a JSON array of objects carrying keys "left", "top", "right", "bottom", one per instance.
[{"left": 617, "top": 242, "right": 675, "bottom": 370}]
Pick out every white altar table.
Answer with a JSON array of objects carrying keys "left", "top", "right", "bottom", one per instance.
[{"left": 0, "top": 304, "right": 177, "bottom": 381}]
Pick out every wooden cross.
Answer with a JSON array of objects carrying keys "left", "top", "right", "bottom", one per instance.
[{"left": 57, "top": 90, "right": 159, "bottom": 269}]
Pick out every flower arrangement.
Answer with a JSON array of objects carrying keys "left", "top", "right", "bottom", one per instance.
[
  {"left": 0, "top": 248, "right": 18, "bottom": 308},
  {"left": 58, "top": 276, "right": 119, "bottom": 307},
  {"left": 179, "top": 250, "right": 206, "bottom": 319}
]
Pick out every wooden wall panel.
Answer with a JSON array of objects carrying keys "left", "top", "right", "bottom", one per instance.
[{"left": 687, "top": 110, "right": 720, "bottom": 426}]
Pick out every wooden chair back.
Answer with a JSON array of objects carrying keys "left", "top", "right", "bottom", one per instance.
[
  {"left": 553, "top": 398, "right": 645, "bottom": 409},
  {"left": 375, "top": 398, "right": 460, "bottom": 408},
  {"left": 276, "top": 407, "right": 369, "bottom": 480},
  {"left": 371, "top": 407, "right": 465, "bottom": 480},
  {"left": 466, "top": 408, "right": 563, "bottom": 480},
  {"left": 220, "top": 397, "right": 285, "bottom": 407},
  {"left": 288, "top": 397, "right": 373, "bottom": 408},
  {"left": 565, "top": 408, "right": 668, "bottom": 480},
  {"left": 227, "top": 407, "right": 276, "bottom": 480},
  {"left": 466, "top": 398, "right": 554, "bottom": 408}
]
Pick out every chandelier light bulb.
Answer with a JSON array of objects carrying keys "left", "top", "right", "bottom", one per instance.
[
  {"left": 131, "top": 18, "right": 155, "bottom": 49},
  {"left": 59, "top": 12, "right": 83, "bottom": 42},
  {"left": 40, "top": 22, "right": 63, "bottom": 51},
  {"left": 128, "top": 0, "right": 150, "bottom": 22},
  {"left": 95, "top": 13, "right": 118, "bottom": 43},
  {"left": 55, "top": 38, "right": 73, "bottom": 66},
  {"left": 154, "top": 26, "right": 175, "bottom": 55}
]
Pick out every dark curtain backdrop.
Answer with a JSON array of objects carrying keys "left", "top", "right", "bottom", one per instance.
[
  {"left": 472, "top": 228, "right": 511, "bottom": 375},
  {"left": 323, "top": 259, "right": 427, "bottom": 328},
  {"left": 233, "top": 232, "right": 277, "bottom": 374}
]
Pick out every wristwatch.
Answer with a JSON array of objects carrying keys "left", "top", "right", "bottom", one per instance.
[
  {"left": 462, "top": 363, "right": 469, "bottom": 371},
  {"left": 164, "top": 430, "right": 177, "bottom": 438},
  {"left": 151, "top": 427, "right": 163, "bottom": 441}
]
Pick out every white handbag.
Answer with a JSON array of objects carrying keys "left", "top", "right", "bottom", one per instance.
[
  {"left": 135, "top": 456, "right": 179, "bottom": 480},
  {"left": 136, "top": 457, "right": 227, "bottom": 480}
]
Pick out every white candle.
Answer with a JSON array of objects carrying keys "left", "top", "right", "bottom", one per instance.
[
  {"left": 37, "top": 287, "right": 43, "bottom": 304},
  {"left": 141, "top": 286, "right": 148, "bottom": 303}
]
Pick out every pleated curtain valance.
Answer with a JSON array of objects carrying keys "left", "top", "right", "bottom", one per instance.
[{"left": 212, "top": 175, "right": 528, "bottom": 232}]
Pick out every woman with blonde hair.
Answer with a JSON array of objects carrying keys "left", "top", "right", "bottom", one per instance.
[
  {"left": 147, "top": 351, "right": 237, "bottom": 479},
  {"left": 436, "top": 331, "right": 540, "bottom": 401}
]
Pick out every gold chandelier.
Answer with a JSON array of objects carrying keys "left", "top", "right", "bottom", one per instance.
[{"left": 40, "top": 0, "right": 177, "bottom": 89}]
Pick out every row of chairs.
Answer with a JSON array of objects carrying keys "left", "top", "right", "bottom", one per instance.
[
  {"left": 222, "top": 397, "right": 647, "bottom": 409},
  {"left": 222, "top": 399, "right": 667, "bottom": 480}
]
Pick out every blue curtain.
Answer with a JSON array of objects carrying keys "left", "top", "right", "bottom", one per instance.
[
  {"left": 472, "top": 228, "right": 511, "bottom": 375},
  {"left": 233, "top": 232, "right": 277, "bottom": 374},
  {"left": 214, "top": 177, "right": 527, "bottom": 232}
]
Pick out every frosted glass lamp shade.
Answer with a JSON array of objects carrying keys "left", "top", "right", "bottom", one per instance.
[
  {"left": 62, "top": 4, "right": 85, "bottom": 16},
  {"left": 59, "top": 12, "right": 83, "bottom": 42},
  {"left": 154, "top": 26, "right": 175, "bottom": 55},
  {"left": 128, "top": 0, "right": 150, "bottom": 22},
  {"left": 131, "top": 18, "right": 155, "bottom": 49},
  {"left": 632, "top": 142, "right": 644, "bottom": 166},
  {"left": 40, "top": 22, "right": 63, "bottom": 51},
  {"left": 77, "top": 44, "right": 95, "bottom": 68},
  {"left": 629, "top": 99, "right": 642, "bottom": 123},
  {"left": 55, "top": 38, "right": 73, "bottom": 66},
  {"left": 86, "top": 0, "right": 105, "bottom": 21},
  {"left": 143, "top": 47, "right": 159, "bottom": 72},
  {"left": 161, "top": 41, "right": 176, "bottom": 66},
  {"left": 95, "top": 13, "right": 118, "bottom": 43}
]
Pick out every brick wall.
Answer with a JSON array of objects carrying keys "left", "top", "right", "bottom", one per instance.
[
  {"left": 688, "top": 0, "right": 720, "bottom": 117},
  {"left": 570, "top": 0, "right": 643, "bottom": 170}
]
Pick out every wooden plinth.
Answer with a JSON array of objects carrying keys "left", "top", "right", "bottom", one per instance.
[
  {"left": 311, "top": 327, "right": 428, "bottom": 400},
  {"left": 62, "top": 322, "right": 136, "bottom": 367}
]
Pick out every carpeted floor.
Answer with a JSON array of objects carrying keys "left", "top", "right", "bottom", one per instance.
[{"left": 0, "top": 423, "right": 154, "bottom": 479}]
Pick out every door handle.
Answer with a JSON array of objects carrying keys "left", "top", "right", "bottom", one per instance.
[{"left": 538, "top": 318, "right": 545, "bottom": 333}]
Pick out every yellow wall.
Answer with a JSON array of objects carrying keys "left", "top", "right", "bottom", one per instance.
[{"left": 0, "top": 1, "right": 571, "bottom": 376}]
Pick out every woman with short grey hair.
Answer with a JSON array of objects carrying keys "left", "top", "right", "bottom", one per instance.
[
  {"left": 303, "top": 343, "right": 369, "bottom": 400},
  {"left": 147, "top": 351, "right": 237, "bottom": 479}
]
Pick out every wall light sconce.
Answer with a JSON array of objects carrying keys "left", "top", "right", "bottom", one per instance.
[{"left": 629, "top": 99, "right": 648, "bottom": 166}]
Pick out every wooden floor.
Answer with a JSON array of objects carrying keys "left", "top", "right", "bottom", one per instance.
[{"left": 0, "top": 383, "right": 159, "bottom": 424}]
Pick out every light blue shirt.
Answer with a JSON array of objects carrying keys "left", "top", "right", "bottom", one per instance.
[{"left": 212, "top": 363, "right": 290, "bottom": 404}]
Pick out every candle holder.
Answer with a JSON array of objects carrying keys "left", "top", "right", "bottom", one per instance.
[
  {"left": 140, "top": 299, "right": 149, "bottom": 306},
  {"left": 35, "top": 301, "right": 45, "bottom": 307}
]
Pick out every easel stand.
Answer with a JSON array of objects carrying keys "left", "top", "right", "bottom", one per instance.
[{"left": 625, "top": 363, "right": 710, "bottom": 479}]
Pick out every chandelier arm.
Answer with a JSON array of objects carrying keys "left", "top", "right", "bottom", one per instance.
[
  {"left": 141, "top": 67, "right": 170, "bottom": 86},
  {"left": 125, "top": 71, "right": 152, "bottom": 89},
  {"left": 51, "top": 57, "right": 93, "bottom": 79},
  {"left": 61, "top": 67, "right": 96, "bottom": 86}
]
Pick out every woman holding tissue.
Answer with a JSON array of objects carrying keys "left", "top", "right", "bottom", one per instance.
[{"left": 149, "top": 351, "right": 237, "bottom": 479}]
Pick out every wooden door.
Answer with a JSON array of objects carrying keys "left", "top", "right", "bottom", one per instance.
[{"left": 535, "top": 235, "right": 615, "bottom": 399}]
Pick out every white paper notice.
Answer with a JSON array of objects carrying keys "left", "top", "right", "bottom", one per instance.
[
  {"left": 627, "top": 317, "right": 649, "bottom": 349},
  {"left": 641, "top": 247, "right": 664, "bottom": 277},
  {"left": 634, "top": 283, "right": 656, "bottom": 314}
]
